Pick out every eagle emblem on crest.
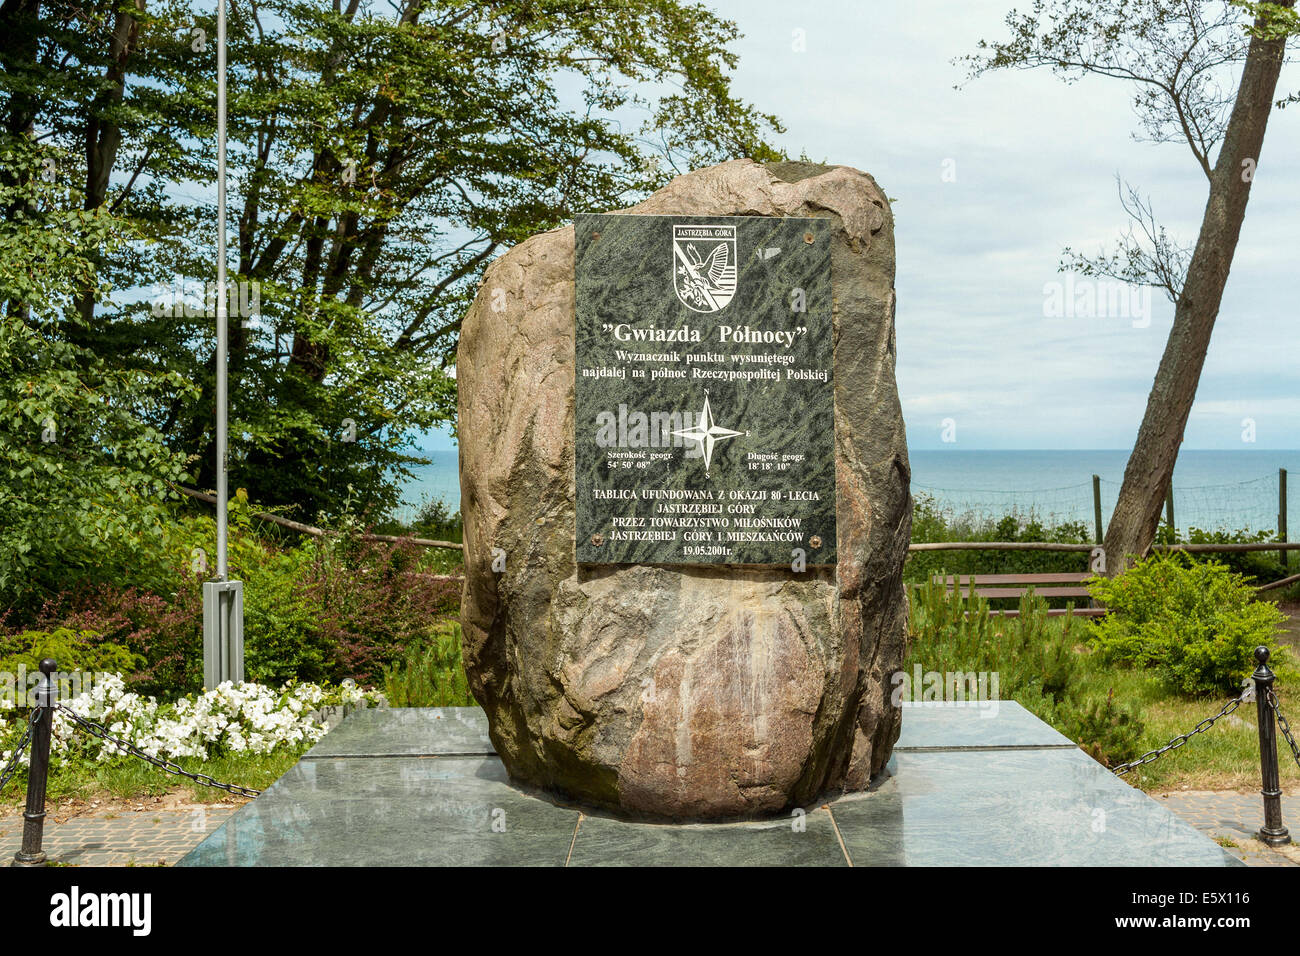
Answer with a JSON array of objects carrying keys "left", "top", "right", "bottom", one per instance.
[{"left": 672, "top": 224, "right": 737, "bottom": 312}]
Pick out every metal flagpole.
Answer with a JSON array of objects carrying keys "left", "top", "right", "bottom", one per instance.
[
  {"left": 203, "top": 0, "right": 243, "bottom": 688},
  {"left": 216, "top": 0, "right": 227, "bottom": 583}
]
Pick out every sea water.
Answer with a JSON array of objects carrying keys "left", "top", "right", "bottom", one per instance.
[{"left": 401, "top": 448, "right": 1300, "bottom": 534}]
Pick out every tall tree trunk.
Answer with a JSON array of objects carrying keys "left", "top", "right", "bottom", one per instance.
[
  {"left": 1103, "top": 4, "right": 1292, "bottom": 572},
  {"left": 1, "top": 0, "right": 41, "bottom": 320},
  {"left": 1, "top": 0, "right": 41, "bottom": 138},
  {"left": 73, "top": 0, "right": 143, "bottom": 325}
]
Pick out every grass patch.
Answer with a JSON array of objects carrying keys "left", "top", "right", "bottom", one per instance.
[
  {"left": 1104, "top": 670, "right": 1300, "bottom": 793},
  {"left": 0, "top": 749, "right": 302, "bottom": 806}
]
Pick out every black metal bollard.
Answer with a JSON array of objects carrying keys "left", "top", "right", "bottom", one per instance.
[
  {"left": 1252, "top": 646, "right": 1291, "bottom": 847},
  {"left": 12, "top": 658, "right": 56, "bottom": 867}
]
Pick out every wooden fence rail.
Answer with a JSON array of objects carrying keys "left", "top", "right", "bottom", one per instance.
[
  {"left": 170, "top": 483, "right": 1296, "bottom": 578},
  {"left": 172, "top": 484, "right": 464, "bottom": 551},
  {"left": 909, "top": 541, "right": 1093, "bottom": 553},
  {"left": 908, "top": 541, "right": 1300, "bottom": 553},
  {"left": 907, "top": 539, "right": 1300, "bottom": 593}
]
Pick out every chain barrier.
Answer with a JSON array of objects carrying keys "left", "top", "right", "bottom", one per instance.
[
  {"left": 0, "top": 707, "right": 39, "bottom": 794},
  {"left": 1268, "top": 688, "right": 1300, "bottom": 771},
  {"left": 55, "top": 704, "right": 262, "bottom": 799},
  {"left": 4, "top": 653, "right": 1292, "bottom": 860},
  {"left": 1111, "top": 694, "right": 1247, "bottom": 777}
]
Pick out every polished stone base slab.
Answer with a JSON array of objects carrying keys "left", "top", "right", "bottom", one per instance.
[
  {"left": 895, "top": 700, "right": 1077, "bottom": 750},
  {"left": 178, "top": 703, "right": 1241, "bottom": 867},
  {"left": 302, "top": 706, "right": 494, "bottom": 759}
]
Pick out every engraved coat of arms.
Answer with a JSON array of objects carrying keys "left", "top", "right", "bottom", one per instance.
[{"left": 672, "top": 224, "right": 737, "bottom": 312}]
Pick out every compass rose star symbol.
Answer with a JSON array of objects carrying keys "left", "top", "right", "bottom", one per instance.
[{"left": 672, "top": 393, "right": 744, "bottom": 473}]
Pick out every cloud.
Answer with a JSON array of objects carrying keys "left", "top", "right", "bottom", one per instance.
[{"left": 716, "top": 0, "right": 1300, "bottom": 449}]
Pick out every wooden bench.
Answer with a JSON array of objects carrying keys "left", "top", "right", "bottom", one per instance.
[{"left": 933, "top": 573, "right": 1106, "bottom": 617}]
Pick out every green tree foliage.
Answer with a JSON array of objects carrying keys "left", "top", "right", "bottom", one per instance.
[
  {"left": 0, "top": 140, "right": 193, "bottom": 608},
  {"left": 1, "top": 0, "right": 784, "bottom": 545},
  {"left": 206, "top": 0, "right": 783, "bottom": 517}
]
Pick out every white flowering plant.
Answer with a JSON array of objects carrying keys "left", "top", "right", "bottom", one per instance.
[{"left": 0, "top": 676, "right": 384, "bottom": 780}]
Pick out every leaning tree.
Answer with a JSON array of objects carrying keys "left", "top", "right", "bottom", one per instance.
[{"left": 969, "top": 0, "right": 1297, "bottom": 569}]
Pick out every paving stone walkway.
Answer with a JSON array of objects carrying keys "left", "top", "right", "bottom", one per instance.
[
  {"left": 6, "top": 789, "right": 1298, "bottom": 867},
  {"left": 1157, "top": 791, "right": 1300, "bottom": 867},
  {"left": 4, "top": 793, "right": 1294, "bottom": 867},
  {"left": 0, "top": 804, "right": 240, "bottom": 867}
]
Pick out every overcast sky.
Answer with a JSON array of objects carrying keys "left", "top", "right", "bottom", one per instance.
[
  {"left": 717, "top": 0, "right": 1300, "bottom": 451},
  {"left": 428, "top": 0, "right": 1299, "bottom": 452}
]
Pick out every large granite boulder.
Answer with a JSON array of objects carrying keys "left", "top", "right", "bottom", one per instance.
[{"left": 457, "top": 159, "right": 910, "bottom": 819}]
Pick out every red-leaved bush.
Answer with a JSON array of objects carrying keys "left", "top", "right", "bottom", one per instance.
[
  {"left": 34, "top": 576, "right": 206, "bottom": 694},
  {"left": 17, "top": 536, "right": 460, "bottom": 695},
  {"left": 300, "top": 540, "right": 461, "bottom": 686}
]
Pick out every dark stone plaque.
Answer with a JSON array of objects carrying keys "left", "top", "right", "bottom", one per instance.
[{"left": 574, "top": 213, "right": 835, "bottom": 565}]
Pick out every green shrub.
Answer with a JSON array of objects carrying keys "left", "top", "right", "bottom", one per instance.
[
  {"left": 409, "top": 496, "right": 464, "bottom": 543},
  {"left": 382, "top": 621, "right": 474, "bottom": 707},
  {"left": 240, "top": 544, "right": 335, "bottom": 687},
  {"left": 1086, "top": 553, "right": 1285, "bottom": 697},
  {"left": 907, "top": 575, "right": 1081, "bottom": 703},
  {"left": 907, "top": 579, "right": 1149, "bottom": 768},
  {"left": 1056, "top": 689, "right": 1146, "bottom": 768},
  {"left": 0, "top": 627, "right": 143, "bottom": 677},
  {"left": 21, "top": 511, "right": 461, "bottom": 695},
  {"left": 1183, "top": 526, "right": 1291, "bottom": 586}
]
